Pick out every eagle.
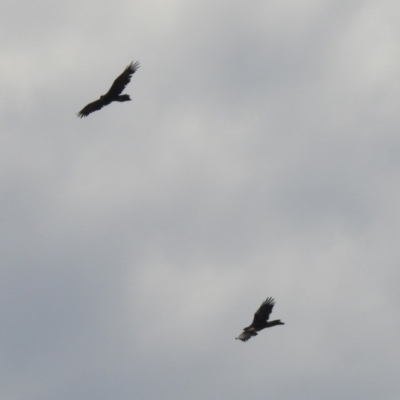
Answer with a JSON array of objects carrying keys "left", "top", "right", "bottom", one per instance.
[
  {"left": 77, "top": 61, "right": 140, "bottom": 117},
  {"left": 236, "top": 297, "right": 284, "bottom": 342}
]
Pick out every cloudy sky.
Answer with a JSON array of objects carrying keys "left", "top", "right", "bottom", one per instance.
[{"left": 2, "top": 0, "right": 400, "bottom": 399}]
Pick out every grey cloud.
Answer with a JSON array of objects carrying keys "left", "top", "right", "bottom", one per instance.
[{"left": 1, "top": 0, "right": 400, "bottom": 399}]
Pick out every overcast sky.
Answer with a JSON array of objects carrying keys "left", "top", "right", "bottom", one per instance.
[{"left": 1, "top": 0, "right": 400, "bottom": 399}]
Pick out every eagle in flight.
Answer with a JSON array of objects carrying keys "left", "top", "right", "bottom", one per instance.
[
  {"left": 236, "top": 297, "right": 284, "bottom": 342},
  {"left": 77, "top": 61, "right": 140, "bottom": 117}
]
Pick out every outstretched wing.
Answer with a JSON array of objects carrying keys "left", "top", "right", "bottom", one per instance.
[
  {"left": 251, "top": 297, "right": 275, "bottom": 326},
  {"left": 236, "top": 331, "right": 258, "bottom": 342},
  {"left": 105, "top": 61, "right": 140, "bottom": 97},
  {"left": 77, "top": 98, "right": 107, "bottom": 118}
]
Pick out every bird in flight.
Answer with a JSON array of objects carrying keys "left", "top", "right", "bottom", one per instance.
[
  {"left": 77, "top": 61, "right": 140, "bottom": 117},
  {"left": 236, "top": 297, "right": 284, "bottom": 342}
]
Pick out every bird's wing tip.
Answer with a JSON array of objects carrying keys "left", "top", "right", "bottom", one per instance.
[{"left": 129, "top": 61, "right": 140, "bottom": 70}]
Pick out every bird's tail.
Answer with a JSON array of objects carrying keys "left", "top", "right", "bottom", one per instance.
[
  {"left": 117, "top": 94, "right": 131, "bottom": 102},
  {"left": 268, "top": 319, "right": 285, "bottom": 326}
]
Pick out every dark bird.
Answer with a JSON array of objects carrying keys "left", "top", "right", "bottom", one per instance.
[
  {"left": 77, "top": 61, "right": 140, "bottom": 117},
  {"left": 236, "top": 297, "right": 284, "bottom": 342}
]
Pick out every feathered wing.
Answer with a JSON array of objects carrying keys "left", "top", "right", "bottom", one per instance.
[
  {"left": 236, "top": 297, "right": 283, "bottom": 342},
  {"left": 77, "top": 61, "right": 139, "bottom": 117},
  {"left": 105, "top": 61, "right": 140, "bottom": 97},
  {"left": 77, "top": 98, "right": 107, "bottom": 118},
  {"left": 251, "top": 297, "right": 275, "bottom": 327},
  {"left": 236, "top": 331, "right": 258, "bottom": 342}
]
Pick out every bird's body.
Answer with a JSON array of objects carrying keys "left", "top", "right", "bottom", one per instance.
[
  {"left": 77, "top": 61, "right": 140, "bottom": 117},
  {"left": 236, "top": 297, "right": 284, "bottom": 342}
]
